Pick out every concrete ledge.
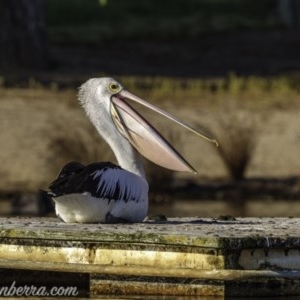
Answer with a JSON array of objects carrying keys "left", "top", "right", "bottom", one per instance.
[{"left": 0, "top": 217, "right": 299, "bottom": 297}]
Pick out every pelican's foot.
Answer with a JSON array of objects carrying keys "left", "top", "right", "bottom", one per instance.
[{"left": 105, "top": 212, "right": 129, "bottom": 224}]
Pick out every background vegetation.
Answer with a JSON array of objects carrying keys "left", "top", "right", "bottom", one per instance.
[
  {"left": 45, "top": 0, "right": 277, "bottom": 44},
  {"left": 0, "top": 0, "right": 299, "bottom": 216}
]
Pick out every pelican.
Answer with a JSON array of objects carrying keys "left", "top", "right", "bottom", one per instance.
[{"left": 47, "top": 77, "right": 217, "bottom": 223}]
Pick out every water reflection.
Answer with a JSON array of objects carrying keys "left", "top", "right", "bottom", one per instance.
[{"left": 149, "top": 198, "right": 300, "bottom": 218}]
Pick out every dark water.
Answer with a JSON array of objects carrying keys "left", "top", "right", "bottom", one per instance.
[
  {"left": 2, "top": 192, "right": 300, "bottom": 218},
  {"left": 148, "top": 198, "right": 300, "bottom": 218}
]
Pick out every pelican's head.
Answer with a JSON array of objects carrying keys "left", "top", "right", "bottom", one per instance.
[{"left": 79, "top": 77, "right": 218, "bottom": 174}]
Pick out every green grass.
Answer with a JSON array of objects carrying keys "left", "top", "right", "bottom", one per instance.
[
  {"left": 117, "top": 73, "right": 300, "bottom": 110},
  {"left": 1, "top": 73, "right": 299, "bottom": 110}
]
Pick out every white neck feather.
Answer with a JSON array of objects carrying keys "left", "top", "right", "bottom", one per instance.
[
  {"left": 83, "top": 99, "right": 146, "bottom": 179},
  {"left": 104, "top": 130, "right": 146, "bottom": 179}
]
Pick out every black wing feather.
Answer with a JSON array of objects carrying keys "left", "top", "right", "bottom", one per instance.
[{"left": 49, "top": 161, "right": 125, "bottom": 200}]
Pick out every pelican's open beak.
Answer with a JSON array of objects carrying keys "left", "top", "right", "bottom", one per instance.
[{"left": 111, "top": 89, "right": 218, "bottom": 174}]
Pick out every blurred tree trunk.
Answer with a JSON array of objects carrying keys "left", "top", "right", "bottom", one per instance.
[
  {"left": 277, "top": 0, "right": 300, "bottom": 28},
  {"left": 0, "top": 0, "right": 49, "bottom": 70}
]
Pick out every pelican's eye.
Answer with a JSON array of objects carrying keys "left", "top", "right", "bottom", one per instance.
[{"left": 109, "top": 83, "right": 120, "bottom": 93}]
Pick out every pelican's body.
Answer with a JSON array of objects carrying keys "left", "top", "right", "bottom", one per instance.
[
  {"left": 46, "top": 77, "right": 217, "bottom": 223},
  {"left": 49, "top": 162, "right": 148, "bottom": 223}
]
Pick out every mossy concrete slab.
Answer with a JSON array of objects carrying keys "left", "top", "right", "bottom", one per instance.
[{"left": 0, "top": 217, "right": 299, "bottom": 297}]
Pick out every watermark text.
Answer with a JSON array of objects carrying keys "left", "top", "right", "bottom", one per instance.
[{"left": 0, "top": 281, "right": 79, "bottom": 297}]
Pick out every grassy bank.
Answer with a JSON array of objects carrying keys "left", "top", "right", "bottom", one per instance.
[{"left": 0, "top": 73, "right": 299, "bottom": 187}]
